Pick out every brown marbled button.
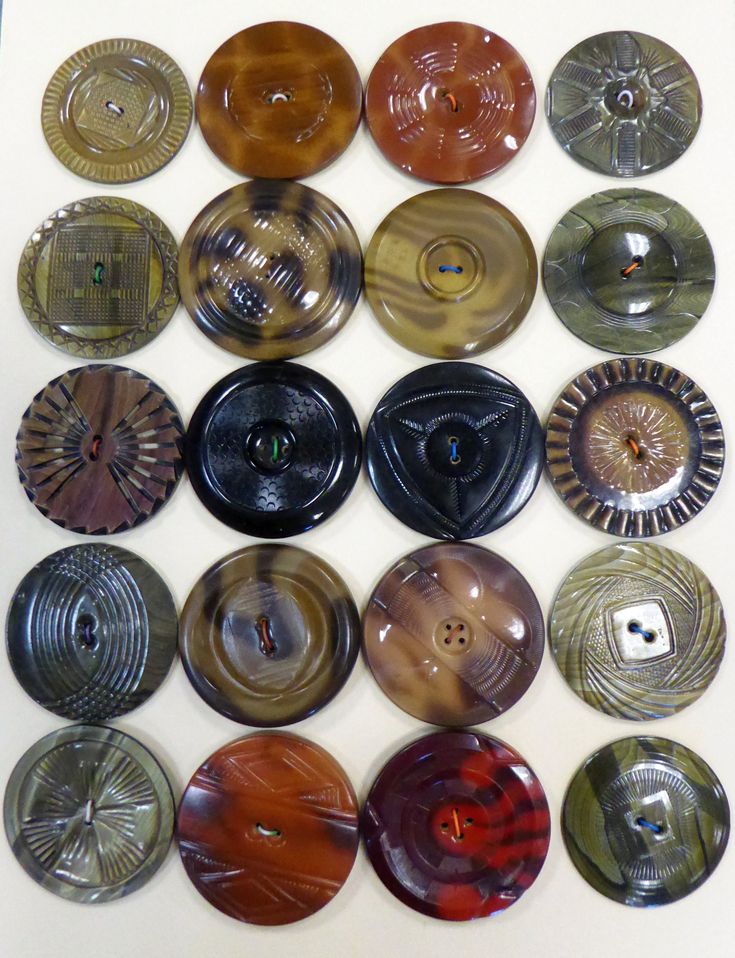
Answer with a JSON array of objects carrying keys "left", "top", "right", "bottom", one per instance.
[
  {"left": 365, "top": 22, "right": 535, "bottom": 183},
  {"left": 177, "top": 732, "right": 359, "bottom": 925},
  {"left": 16, "top": 364, "right": 184, "bottom": 534},
  {"left": 363, "top": 542, "right": 544, "bottom": 725},
  {"left": 196, "top": 22, "right": 362, "bottom": 179}
]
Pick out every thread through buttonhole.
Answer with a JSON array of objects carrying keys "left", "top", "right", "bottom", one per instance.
[
  {"left": 266, "top": 91, "right": 291, "bottom": 104},
  {"left": 84, "top": 799, "right": 95, "bottom": 825},
  {"left": 621, "top": 255, "right": 644, "bottom": 279},
  {"left": 628, "top": 620, "right": 657, "bottom": 643},
  {"left": 448, "top": 436, "right": 461, "bottom": 465},
  {"left": 438, "top": 264, "right": 463, "bottom": 274},
  {"left": 256, "top": 823, "right": 281, "bottom": 838},
  {"left": 257, "top": 616, "right": 276, "bottom": 656},
  {"left": 105, "top": 100, "right": 125, "bottom": 116},
  {"left": 441, "top": 90, "right": 459, "bottom": 112},
  {"left": 636, "top": 816, "right": 663, "bottom": 834},
  {"left": 89, "top": 435, "right": 104, "bottom": 461}
]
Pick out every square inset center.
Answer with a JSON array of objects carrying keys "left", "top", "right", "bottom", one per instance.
[{"left": 607, "top": 599, "right": 674, "bottom": 667}]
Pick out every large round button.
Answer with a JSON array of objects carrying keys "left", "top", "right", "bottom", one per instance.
[
  {"left": 364, "top": 543, "right": 543, "bottom": 725},
  {"left": 366, "top": 23, "right": 535, "bottom": 183},
  {"left": 18, "top": 196, "right": 179, "bottom": 359},
  {"left": 16, "top": 364, "right": 184, "bottom": 534},
  {"left": 196, "top": 22, "right": 362, "bottom": 179},
  {"left": 546, "top": 358, "right": 724, "bottom": 537},
  {"left": 365, "top": 189, "right": 537, "bottom": 358},
  {"left": 4, "top": 725, "right": 174, "bottom": 903},
  {"left": 544, "top": 189, "right": 714, "bottom": 354},
  {"left": 363, "top": 730, "right": 550, "bottom": 920},
  {"left": 367, "top": 362, "right": 543, "bottom": 539},
  {"left": 179, "top": 180, "right": 361, "bottom": 360},
  {"left": 562, "top": 737, "right": 729, "bottom": 906},
  {"left": 186, "top": 362, "right": 361, "bottom": 537},
  {"left": 546, "top": 31, "right": 702, "bottom": 177},
  {"left": 42, "top": 38, "right": 192, "bottom": 183},
  {"left": 178, "top": 732, "right": 359, "bottom": 924},
  {"left": 550, "top": 543, "right": 725, "bottom": 720}
]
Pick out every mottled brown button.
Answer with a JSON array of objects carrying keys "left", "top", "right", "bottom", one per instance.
[
  {"left": 196, "top": 22, "right": 362, "bottom": 179},
  {"left": 16, "top": 364, "right": 184, "bottom": 534}
]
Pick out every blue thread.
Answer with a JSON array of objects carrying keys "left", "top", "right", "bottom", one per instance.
[
  {"left": 438, "top": 264, "right": 463, "bottom": 274},
  {"left": 636, "top": 817, "right": 663, "bottom": 834},
  {"left": 628, "top": 621, "right": 656, "bottom": 642}
]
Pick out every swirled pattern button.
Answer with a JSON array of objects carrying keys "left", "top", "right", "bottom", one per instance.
[
  {"left": 363, "top": 730, "right": 550, "bottom": 920},
  {"left": 550, "top": 543, "right": 725, "bottom": 720},
  {"left": 16, "top": 364, "right": 184, "bottom": 534},
  {"left": 544, "top": 189, "right": 714, "bottom": 354},
  {"left": 546, "top": 358, "right": 724, "bottom": 537},
  {"left": 178, "top": 732, "right": 359, "bottom": 925},
  {"left": 197, "top": 22, "right": 361, "bottom": 179},
  {"left": 366, "top": 22, "right": 535, "bottom": 183},
  {"left": 179, "top": 180, "right": 361, "bottom": 360},
  {"left": 4, "top": 725, "right": 174, "bottom": 903},
  {"left": 546, "top": 31, "right": 701, "bottom": 176},
  {"left": 562, "top": 737, "right": 729, "bottom": 906},
  {"left": 363, "top": 543, "right": 543, "bottom": 725}
]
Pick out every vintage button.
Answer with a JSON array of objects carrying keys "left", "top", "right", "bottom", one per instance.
[
  {"left": 550, "top": 543, "right": 725, "bottom": 720},
  {"left": 367, "top": 362, "right": 543, "bottom": 539},
  {"left": 562, "top": 736, "right": 729, "bottom": 906},
  {"left": 365, "top": 189, "right": 537, "bottom": 359},
  {"left": 196, "top": 22, "right": 361, "bottom": 179},
  {"left": 546, "top": 31, "right": 701, "bottom": 177},
  {"left": 18, "top": 196, "right": 179, "bottom": 359},
  {"left": 4, "top": 725, "right": 174, "bottom": 903},
  {"left": 364, "top": 543, "right": 543, "bottom": 725},
  {"left": 7, "top": 544, "right": 178, "bottom": 722},
  {"left": 178, "top": 732, "right": 358, "bottom": 924},
  {"left": 366, "top": 23, "right": 535, "bottom": 183},
  {"left": 546, "top": 358, "right": 724, "bottom": 537},
  {"left": 179, "top": 180, "right": 361, "bottom": 360},
  {"left": 186, "top": 362, "right": 361, "bottom": 537},
  {"left": 16, "top": 364, "right": 184, "bottom": 534},
  {"left": 544, "top": 189, "right": 714, "bottom": 354},
  {"left": 363, "top": 730, "right": 550, "bottom": 920}
]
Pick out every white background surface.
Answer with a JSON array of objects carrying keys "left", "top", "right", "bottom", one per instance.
[{"left": 0, "top": 0, "right": 733, "bottom": 955}]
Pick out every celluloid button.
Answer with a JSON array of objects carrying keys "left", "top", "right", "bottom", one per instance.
[
  {"left": 42, "top": 38, "right": 193, "bottom": 183},
  {"left": 546, "top": 358, "right": 724, "bottom": 537},
  {"left": 550, "top": 543, "right": 725, "bottom": 720},
  {"left": 546, "top": 31, "right": 702, "bottom": 177},
  {"left": 365, "top": 189, "right": 537, "bottom": 359},
  {"left": 366, "top": 362, "right": 544, "bottom": 539},
  {"left": 365, "top": 22, "right": 535, "bottom": 183},
  {"left": 180, "top": 545, "right": 359, "bottom": 726},
  {"left": 363, "top": 542, "right": 544, "bottom": 725},
  {"left": 179, "top": 180, "right": 361, "bottom": 360},
  {"left": 177, "top": 732, "right": 359, "bottom": 925},
  {"left": 186, "top": 362, "right": 361, "bottom": 537},
  {"left": 544, "top": 189, "right": 714, "bottom": 354},
  {"left": 196, "top": 22, "right": 362, "bottom": 179},
  {"left": 562, "top": 736, "right": 729, "bottom": 906},
  {"left": 16, "top": 364, "right": 184, "bottom": 534},
  {"left": 4, "top": 725, "right": 174, "bottom": 903},
  {"left": 7, "top": 544, "right": 178, "bottom": 722},
  {"left": 18, "top": 196, "right": 179, "bottom": 359},
  {"left": 363, "top": 730, "right": 550, "bottom": 921}
]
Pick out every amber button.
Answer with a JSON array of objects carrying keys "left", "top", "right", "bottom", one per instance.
[
  {"left": 196, "top": 22, "right": 362, "bottom": 179},
  {"left": 16, "top": 364, "right": 184, "bottom": 534},
  {"left": 42, "top": 38, "right": 192, "bottom": 183},
  {"left": 364, "top": 542, "right": 543, "bottom": 725},
  {"left": 546, "top": 358, "right": 724, "bottom": 537},
  {"left": 363, "top": 730, "right": 550, "bottom": 920},
  {"left": 178, "top": 732, "right": 359, "bottom": 924},
  {"left": 365, "top": 22, "right": 535, "bottom": 183}
]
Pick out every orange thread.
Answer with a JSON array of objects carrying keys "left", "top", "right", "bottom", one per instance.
[
  {"left": 621, "top": 260, "right": 641, "bottom": 277},
  {"left": 443, "top": 91, "right": 459, "bottom": 112},
  {"left": 90, "top": 436, "right": 103, "bottom": 460},
  {"left": 625, "top": 435, "right": 641, "bottom": 459},
  {"left": 258, "top": 617, "right": 275, "bottom": 654},
  {"left": 451, "top": 808, "right": 463, "bottom": 839}
]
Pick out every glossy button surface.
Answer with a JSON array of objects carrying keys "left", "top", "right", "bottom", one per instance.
[
  {"left": 366, "top": 22, "right": 535, "bottom": 183},
  {"left": 544, "top": 189, "right": 714, "bottom": 353},
  {"left": 546, "top": 358, "right": 724, "bottom": 537},
  {"left": 178, "top": 732, "right": 359, "bottom": 924},
  {"left": 546, "top": 31, "right": 702, "bottom": 177},
  {"left": 4, "top": 725, "right": 174, "bottom": 902},
  {"left": 363, "top": 730, "right": 550, "bottom": 920},
  {"left": 563, "top": 737, "right": 729, "bottom": 906},
  {"left": 18, "top": 196, "right": 179, "bottom": 359},
  {"left": 179, "top": 180, "right": 361, "bottom": 360},
  {"left": 197, "top": 22, "right": 362, "bottom": 179},
  {"left": 367, "top": 362, "right": 543, "bottom": 539},
  {"left": 16, "top": 364, "right": 184, "bottom": 534},
  {"left": 186, "top": 362, "right": 361, "bottom": 537},
  {"left": 364, "top": 543, "right": 543, "bottom": 725}
]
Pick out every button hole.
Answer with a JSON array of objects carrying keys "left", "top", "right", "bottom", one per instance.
[
  {"left": 255, "top": 822, "right": 281, "bottom": 838},
  {"left": 84, "top": 799, "right": 95, "bottom": 825},
  {"left": 104, "top": 100, "right": 125, "bottom": 116},
  {"left": 89, "top": 434, "right": 104, "bottom": 462}
]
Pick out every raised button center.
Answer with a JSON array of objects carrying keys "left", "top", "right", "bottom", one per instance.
[
  {"left": 245, "top": 421, "right": 295, "bottom": 473},
  {"left": 418, "top": 235, "right": 484, "bottom": 302},
  {"left": 433, "top": 617, "right": 475, "bottom": 656}
]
